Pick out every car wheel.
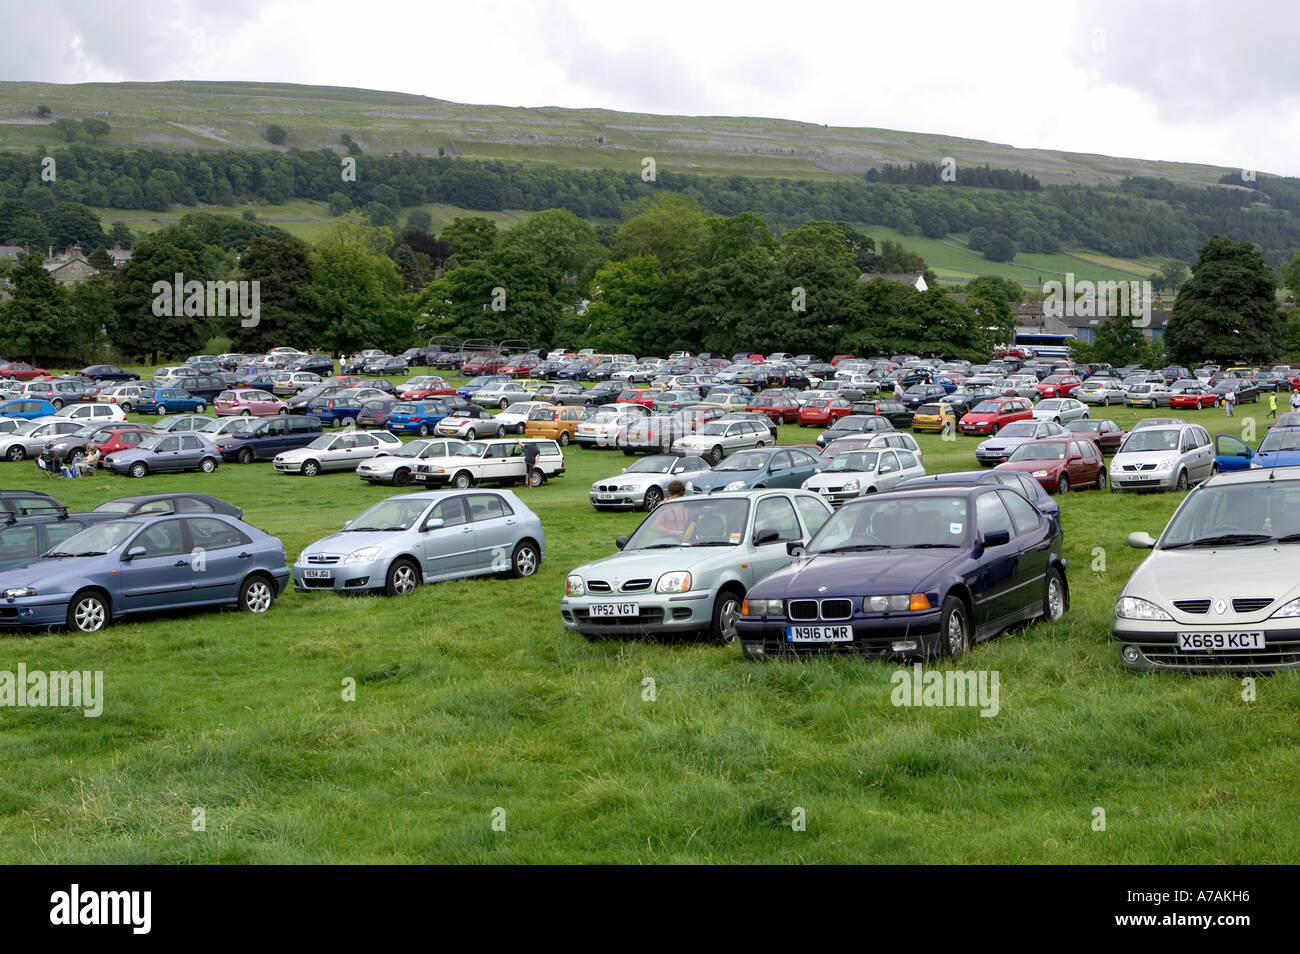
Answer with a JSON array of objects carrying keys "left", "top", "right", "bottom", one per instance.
[
  {"left": 528, "top": 468, "right": 544, "bottom": 488},
  {"left": 511, "top": 540, "right": 540, "bottom": 578},
  {"left": 1053, "top": 417, "right": 1061, "bottom": 424},
  {"left": 301, "top": 459, "right": 320, "bottom": 477},
  {"left": 391, "top": 467, "right": 412, "bottom": 487},
  {"left": 278, "top": 407, "right": 288, "bottom": 415},
  {"left": 239, "top": 575, "right": 275, "bottom": 613},
  {"left": 384, "top": 559, "right": 420, "bottom": 596},
  {"left": 496, "top": 424, "right": 506, "bottom": 438},
  {"left": 1096, "top": 467, "right": 1107, "bottom": 490},
  {"left": 558, "top": 431, "right": 570, "bottom": 446},
  {"left": 1175, "top": 469, "right": 1189, "bottom": 491},
  {"left": 467, "top": 428, "right": 478, "bottom": 440},
  {"left": 643, "top": 486, "right": 664, "bottom": 511},
  {"left": 1149, "top": 399, "right": 1157, "bottom": 408},
  {"left": 1043, "top": 567, "right": 1067, "bottom": 621},
  {"left": 5, "top": 445, "right": 23, "bottom": 462},
  {"left": 709, "top": 445, "right": 724, "bottom": 465},
  {"left": 939, "top": 595, "right": 970, "bottom": 658},
  {"left": 52, "top": 399, "right": 63, "bottom": 409},
  {"left": 237, "top": 448, "right": 254, "bottom": 465},
  {"left": 129, "top": 461, "right": 148, "bottom": 478},
  {"left": 499, "top": 399, "right": 510, "bottom": 410},
  {"left": 990, "top": 424, "right": 1000, "bottom": 435},
  {"left": 199, "top": 457, "right": 217, "bottom": 473},
  {"left": 453, "top": 470, "right": 473, "bottom": 489},
  {"left": 1056, "top": 473, "right": 1070, "bottom": 494},
  {"left": 67, "top": 590, "right": 110, "bottom": 633},
  {"left": 156, "top": 405, "right": 167, "bottom": 415},
  {"left": 711, "top": 590, "right": 742, "bottom": 644},
  {"left": 196, "top": 403, "right": 206, "bottom": 413},
  {"left": 1102, "top": 396, "right": 1110, "bottom": 406}
]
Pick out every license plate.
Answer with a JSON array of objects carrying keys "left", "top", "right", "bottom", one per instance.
[
  {"left": 786, "top": 625, "right": 852, "bottom": 643},
  {"left": 1179, "top": 632, "right": 1264, "bottom": 651},
  {"left": 304, "top": 569, "right": 332, "bottom": 580},
  {"left": 589, "top": 602, "right": 638, "bottom": 617},
  {"left": 595, "top": 493, "right": 614, "bottom": 501}
]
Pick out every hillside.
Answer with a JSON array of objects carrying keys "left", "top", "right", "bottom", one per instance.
[{"left": 0, "top": 80, "right": 1255, "bottom": 187}]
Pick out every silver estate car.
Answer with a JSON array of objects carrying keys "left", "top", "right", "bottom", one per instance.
[
  {"left": 294, "top": 490, "right": 545, "bottom": 594},
  {"left": 1111, "top": 423, "right": 1214, "bottom": 492}
]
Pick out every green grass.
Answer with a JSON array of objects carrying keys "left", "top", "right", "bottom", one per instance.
[{"left": 0, "top": 377, "right": 1295, "bottom": 863}]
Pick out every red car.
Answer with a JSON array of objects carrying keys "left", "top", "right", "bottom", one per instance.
[
  {"left": 746, "top": 394, "right": 801, "bottom": 423},
  {"left": 995, "top": 437, "right": 1106, "bottom": 493},
  {"left": 797, "top": 397, "right": 852, "bottom": 427},
  {"left": 616, "top": 388, "right": 657, "bottom": 409},
  {"left": 399, "top": 378, "right": 457, "bottom": 400},
  {"left": 1065, "top": 418, "right": 1127, "bottom": 454},
  {"left": 1168, "top": 385, "right": 1219, "bottom": 410},
  {"left": 958, "top": 397, "right": 1034, "bottom": 436},
  {"left": 1035, "top": 374, "right": 1082, "bottom": 399},
  {"left": 499, "top": 356, "right": 541, "bottom": 378},
  {"left": 830, "top": 354, "right": 857, "bottom": 367},
  {"left": 461, "top": 354, "right": 506, "bottom": 375},
  {"left": 0, "top": 361, "right": 48, "bottom": 380}
]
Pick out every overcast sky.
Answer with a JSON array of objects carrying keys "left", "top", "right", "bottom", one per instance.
[{"left": 2, "top": 0, "right": 1296, "bottom": 176}]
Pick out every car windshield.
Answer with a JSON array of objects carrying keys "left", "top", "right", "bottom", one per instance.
[
  {"left": 826, "top": 451, "right": 878, "bottom": 472},
  {"left": 697, "top": 423, "right": 728, "bottom": 436},
  {"left": 624, "top": 497, "right": 751, "bottom": 549},
  {"left": 627, "top": 455, "right": 676, "bottom": 474},
  {"left": 393, "top": 404, "right": 418, "bottom": 414},
  {"left": 133, "top": 433, "right": 165, "bottom": 450},
  {"left": 971, "top": 401, "right": 1003, "bottom": 413},
  {"left": 1161, "top": 482, "right": 1300, "bottom": 547},
  {"left": 1120, "top": 430, "right": 1180, "bottom": 453},
  {"left": 1008, "top": 441, "right": 1067, "bottom": 462},
  {"left": 809, "top": 496, "right": 967, "bottom": 552},
  {"left": 306, "top": 435, "right": 336, "bottom": 450},
  {"left": 504, "top": 403, "right": 533, "bottom": 414},
  {"left": 343, "top": 498, "right": 431, "bottom": 532},
  {"left": 1131, "top": 418, "right": 1179, "bottom": 430},
  {"left": 11, "top": 421, "right": 41, "bottom": 436},
  {"left": 1258, "top": 431, "right": 1300, "bottom": 453},
  {"left": 198, "top": 418, "right": 255, "bottom": 436},
  {"left": 716, "top": 451, "right": 769, "bottom": 472},
  {"left": 1038, "top": 400, "right": 1063, "bottom": 410},
  {"left": 44, "top": 520, "right": 140, "bottom": 557},
  {"left": 457, "top": 442, "right": 488, "bottom": 458},
  {"left": 999, "top": 421, "right": 1038, "bottom": 438}
]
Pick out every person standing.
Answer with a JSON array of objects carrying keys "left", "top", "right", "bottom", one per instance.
[
  {"left": 522, "top": 441, "right": 540, "bottom": 489},
  {"left": 1291, "top": 388, "right": 1300, "bottom": 414},
  {"left": 1224, "top": 387, "right": 1236, "bottom": 418},
  {"left": 1269, "top": 392, "right": 1278, "bottom": 420}
]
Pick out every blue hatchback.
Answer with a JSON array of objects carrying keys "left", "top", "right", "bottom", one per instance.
[
  {"left": 134, "top": 387, "right": 209, "bottom": 415},
  {"left": 0, "top": 398, "right": 58, "bottom": 420},
  {"left": 387, "top": 401, "right": 454, "bottom": 436},
  {"left": 0, "top": 513, "right": 290, "bottom": 632}
]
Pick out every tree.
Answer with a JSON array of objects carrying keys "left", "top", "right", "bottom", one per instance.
[
  {"left": 111, "top": 225, "right": 210, "bottom": 363},
  {"left": 965, "top": 276, "right": 1019, "bottom": 351},
  {"left": 43, "top": 202, "right": 104, "bottom": 250},
  {"left": 235, "top": 234, "right": 316, "bottom": 351},
  {"left": 265, "top": 125, "right": 288, "bottom": 145},
  {"left": 327, "top": 191, "right": 352, "bottom": 216},
  {"left": 82, "top": 118, "right": 111, "bottom": 142},
  {"left": 1279, "top": 250, "right": 1300, "bottom": 302},
  {"left": 35, "top": 105, "right": 51, "bottom": 118},
  {"left": 305, "top": 221, "right": 409, "bottom": 354},
  {"left": 967, "top": 227, "right": 991, "bottom": 252},
  {"left": 1166, "top": 235, "right": 1282, "bottom": 365},
  {"left": 0, "top": 253, "right": 70, "bottom": 360},
  {"left": 439, "top": 216, "right": 498, "bottom": 266},
  {"left": 983, "top": 233, "right": 1016, "bottom": 262},
  {"left": 612, "top": 193, "right": 709, "bottom": 273},
  {"left": 406, "top": 209, "right": 433, "bottom": 232},
  {"left": 52, "top": 118, "right": 80, "bottom": 141},
  {"left": 1158, "top": 259, "right": 1189, "bottom": 294},
  {"left": 499, "top": 208, "right": 606, "bottom": 307}
]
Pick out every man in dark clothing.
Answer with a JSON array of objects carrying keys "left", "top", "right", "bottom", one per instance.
[{"left": 522, "top": 441, "right": 540, "bottom": 488}]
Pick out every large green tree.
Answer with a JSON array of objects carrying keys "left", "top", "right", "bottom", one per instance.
[
  {"left": 1166, "top": 235, "right": 1282, "bottom": 365},
  {"left": 111, "top": 225, "right": 210, "bottom": 363},
  {"left": 0, "top": 253, "right": 70, "bottom": 361}
]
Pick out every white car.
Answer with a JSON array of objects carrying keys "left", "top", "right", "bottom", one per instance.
[
  {"left": 801, "top": 446, "right": 926, "bottom": 506},
  {"left": 273, "top": 429, "right": 401, "bottom": 475},
  {"left": 356, "top": 438, "right": 468, "bottom": 486},
  {"left": 823, "top": 429, "right": 925, "bottom": 464},
  {"left": 1032, "top": 398, "right": 1089, "bottom": 424},
  {"left": 56, "top": 403, "right": 127, "bottom": 423},
  {"left": 1111, "top": 423, "right": 1214, "bottom": 492},
  {"left": 0, "top": 417, "right": 85, "bottom": 462},
  {"left": 152, "top": 366, "right": 188, "bottom": 385},
  {"left": 495, "top": 401, "right": 554, "bottom": 435},
  {"left": 670, "top": 418, "right": 772, "bottom": 464},
  {"left": 413, "top": 437, "right": 565, "bottom": 489},
  {"left": 96, "top": 383, "right": 148, "bottom": 411}
]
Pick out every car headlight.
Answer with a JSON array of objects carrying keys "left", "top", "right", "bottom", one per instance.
[
  {"left": 1031, "top": 469, "right": 1049, "bottom": 478},
  {"left": 742, "top": 598, "right": 783, "bottom": 616},
  {"left": 655, "top": 571, "right": 692, "bottom": 593},
  {"left": 1116, "top": 596, "right": 1172, "bottom": 620},
  {"left": 723, "top": 480, "right": 746, "bottom": 492},
  {"left": 344, "top": 547, "right": 380, "bottom": 564},
  {"left": 1269, "top": 597, "right": 1300, "bottom": 619},
  {"left": 618, "top": 484, "right": 638, "bottom": 491},
  {"left": 566, "top": 574, "right": 585, "bottom": 597},
  {"left": 1155, "top": 458, "right": 1173, "bottom": 472},
  {"left": 866, "top": 594, "right": 928, "bottom": 612},
  {"left": 2, "top": 587, "right": 36, "bottom": 598},
  {"left": 841, "top": 478, "right": 860, "bottom": 492}
]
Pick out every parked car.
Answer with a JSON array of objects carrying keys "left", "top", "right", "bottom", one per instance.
[
  {"left": 0, "top": 512, "right": 289, "bottom": 632},
  {"left": 1213, "top": 379, "right": 1260, "bottom": 405},
  {"left": 525, "top": 405, "right": 589, "bottom": 446},
  {"left": 995, "top": 437, "right": 1107, "bottom": 493},
  {"left": 801, "top": 446, "right": 926, "bottom": 506},
  {"left": 433, "top": 405, "right": 501, "bottom": 440},
  {"left": 91, "top": 493, "right": 243, "bottom": 519},
  {"left": 270, "top": 371, "right": 324, "bottom": 396},
  {"left": 361, "top": 355, "right": 409, "bottom": 376},
  {"left": 590, "top": 454, "right": 712, "bottom": 511},
  {"left": 55, "top": 402, "right": 127, "bottom": 425},
  {"left": 1167, "top": 383, "right": 1219, "bottom": 409},
  {"left": 958, "top": 397, "right": 1035, "bottom": 436},
  {"left": 851, "top": 400, "right": 914, "bottom": 429},
  {"left": 1113, "top": 468, "right": 1300, "bottom": 671},
  {"left": 457, "top": 374, "right": 511, "bottom": 400},
  {"left": 815, "top": 414, "right": 894, "bottom": 448},
  {"left": 102, "top": 432, "right": 223, "bottom": 477},
  {"left": 134, "top": 387, "right": 209, "bottom": 415},
  {"left": 1212, "top": 426, "right": 1300, "bottom": 471},
  {"left": 398, "top": 376, "right": 457, "bottom": 400},
  {"left": 0, "top": 418, "right": 85, "bottom": 462},
  {"left": 214, "top": 388, "right": 288, "bottom": 417},
  {"left": 1076, "top": 378, "right": 1129, "bottom": 406},
  {"left": 895, "top": 469, "right": 1060, "bottom": 522},
  {"left": 736, "top": 485, "right": 1068, "bottom": 659},
  {"left": 797, "top": 397, "right": 852, "bottom": 428},
  {"left": 77, "top": 364, "right": 139, "bottom": 383},
  {"left": 1031, "top": 398, "right": 1089, "bottom": 424},
  {"left": 355, "top": 438, "right": 467, "bottom": 487},
  {"left": 294, "top": 490, "right": 543, "bottom": 595},
  {"left": 686, "top": 446, "right": 826, "bottom": 494},
  {"left": 670, "top": 418, "right": 772, "bottom": 464},
  {"left": 1126, "top": 382, "right": 1174, "bottom": 408},
  {"left": 286, "top": 354, "right": 334, "bottom": 376},
  {"left": 975, "top": 419, "right": 1069, "bottom": 466},
  {"left": 1066, "top": 418, "right": 1126, "bottom": 454},
  {"left": 574, "top": 407, "right": 647, "bottom": 448},
  {"left": 45, "top": 423, "right": 154, "bottom": 460},
  {"left": 19, "top": 380, "right": 85, "bottom": 409},
  {"left": 217, "top": 415, "right": 324, "bottom": 464},
  {"left": 561, "top": 490, "right": 833, "bottom": 643},
  {"left": 273, "top": 429, "right": 401, "bottom": 476},
  {"left": 745, "top": 394, "right": 801, "bottom": 424},
  {"left": 1110, "top": 423, "right": 1215, "bottom": 492},
  {"left": 0, "top": 398, "right": 58, "bottom": 420},
  {"left": 0, "top": 361, "right": 47, "bottom": 380},
  {"left": 412, "top": 437, "right": 564, "bottom": 489}
]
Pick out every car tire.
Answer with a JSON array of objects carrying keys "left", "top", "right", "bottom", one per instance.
[
  {"left": 711, "top": 590, "right": 742, "bottom": 644},
  {"left": 528, "top": 468, "right": 544, "bottom": 488},
  {"left": 511, "top": 540, "right": 540, "bottom": 578},
  {"left": 1096, "top": 467, "right": 1107, "bottom": 490},
  {"left": 496, "top": 425, "right": 506, "bottom": 438},
  {"left": 384, "top": 559, "right": 420, "bottom": 596},
  {"left": 939, "top": 595, "right": 970, "bottom": 658},
  {"left": 237, "top": 448, "right": 254, "bottom": 465},
  {"left": 129, "top": 461, "right": 148, "bottom": 478},
  {"left": 499, "top": 399, "right": 509, "bottom": 410},
  {"left": 1175, "top": 469, "right": 1189, "bottom": 491},
  {"left": 558, "top": 431, "right": 570, "bottom": 446},
  {"left": 301, "top": 459, "right": 320, "bottom": 477},
  {"left": 1149, "top": 399, "right": 1157, "bottom": 408},
  {"left": 709, "top": 445, "right": 724, "bottom": 465},
  {"left": 643, "top": 486, "right": 664, "bottom": 511},
  {"left": 1102, "top": 397, "right": 1110, "bottom": 406},
  {"left": 199, "top": 457, "right": 217, "bottom": 473},
  {"left": 467, "top": 428, "right": 478, "bottom": 440},
  {"left": 196, "top": 403, "right": 206, "bottom": 413},
  {"left": 453, "top": 470, "right": 473, "bottom": 489},
  {"left": 52, "top": 399, "right": 64, "bottom": 410},
  {"left": 1043, "top": 567, "right": 1068, "bottom": 622},
  {"left": 1056, "top": 473, "right": 1070, "bottom": 494},
  {"left": 237, "top": 574, "right": 275, "bottom": 614},
  {"left": 156, "top": 405, "right": 167, "bottom": 415},
  {"left": 5, "top": 446, "right": 23, "bottom": 462},
  {"left": 278, "top": 408, "right": 288, "bottom": 415},
  {"left": 990, "top": 424, "right": 1000, "bottom": 435},
  {"left": 67, "top": 589, "right": 110, "bottom": 633}
]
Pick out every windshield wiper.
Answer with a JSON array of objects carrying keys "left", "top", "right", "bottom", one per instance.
[
  {"left": 71, "top": 551, "right": 108, "bottom": 557},
  {"left": 1272, "top": 533, "right": 1300, "bottom": 543},
  {"left": 904, "top": 543, "right": 961, "bottom": 548},
  {"left": 44, "top": 551, "right": 75, "bottom": 558},
  {"left": 344, "top": 526, "right": 396, "bottom": 532},
  {"left": 1164, "top": 533, "right": 1273, "bottom": 549},
  {"left": 633, "top": 543, "right": 682, "bottom": 549},
  {"left": 817, "top": 544, "right": 892, "bottom": 552}
]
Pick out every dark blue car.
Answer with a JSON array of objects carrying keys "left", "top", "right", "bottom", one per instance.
[
  {"left": 0, "top": 513, "right": 290, "bottom": 632},
  {"left": 134, "top": 387, "right": 209, "bottom": 415},
  {"left": 736, "top": 485, "right": 1068, "bottom": 659},
  {"left": 895, "top": 469, "right": 1060, "bottom": 523}
]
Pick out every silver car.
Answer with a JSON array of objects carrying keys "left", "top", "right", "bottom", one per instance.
[
  {"left": 1076, "top": 378, "right": 1129, "bottom": 406},
  {"left": 273, "top": 429, "right": 402, "bottom": 475},
  {"left": 590, "top": 454, "right": 711, "bottom": 511},
  {"left": 1111, "top": 423, "right": 1215, "bottom": 492},
  {"left": 1032, "top": 398, "right": 1089, "bottom": 424},
  {"left": 294, "top": 490, "right": 545, "bottom": 594},
  {"left": 670, "top": 418, "right": 772, "bottom": 464},
  {"left": 975, "top": 419, "right": 1068, "bottom": 466},
  {"left": 0, "top": 417, "right": 84, "bottom": 462},
  {"left": 356, "top": 438, "right": 467, "bottom": 486},
  {"left": 801, "top": 447, "right": 926, "bottom": 505}
]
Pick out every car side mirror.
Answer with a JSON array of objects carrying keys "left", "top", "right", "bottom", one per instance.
[
  {"left": 1128, "top": 531, "right": 1157, "bottom": 549},
  {"left": 342, "top": 519, "right": 352, "bottom": 529},
  {"left": 615, "top": 535, "right": 629, "bottom": 550},
  {"left": 421, "top": 518, "right": 445, "bottom": 532},
  {"left": 123, "top": 545, "right": 146, "bottom": 561},
  {"left": 982, "top": 529, "right": 1011, "bottom": 547},
  {"left": 1071, "top": 452, "right": 1082, "bottom": 461},
  {"left": 753, "top": 528, "right": 781, "bottom": 546},
  {"left": 785, "top": 540, "right": 805, "bottom": 556}
]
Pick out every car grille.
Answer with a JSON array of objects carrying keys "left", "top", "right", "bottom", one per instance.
[
  {"left": 1139, "top": 647, "right": 1300, "bottom": 670},
  {"left": 1173, "top": 599, "right": 1211, "bottom": 614},
  {"left": 788, "top": 598, "right": 853, "bottom": 621},
  {"left": 1121, "top": 463, "right": 1157, "bottom": 472},
  {"left": 593, "top": 483, "right": 624, "bottom": 492},
  {"left": 572, "top": 607, "right": 666, "bottom": 627},
  {"left": 1233, "top": 598, "right": 1274, "bottom": 614},
  {"left": 585, "top": 579, "right": 651, "bottom": 593},
  {"left": 305, "top": 554, "right": 341, "bottom": 565}
]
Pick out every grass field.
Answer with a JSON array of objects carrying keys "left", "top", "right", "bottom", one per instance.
[{"left": 0, "top": 377, "right": 1296, "bottom": 863}]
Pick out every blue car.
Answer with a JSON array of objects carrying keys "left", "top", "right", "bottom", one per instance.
[
  {"left": 736, "top": 485, "right": 1069, "bottom": 660},
  {"left": 0, "top": 513, "right": 290, "bottom": 632},
  {"left": 457, "top": 375, "right": 510, "bottom": 400},
  {"left": 0, "top": 398, "right": 57, "bottom": 420},
  {"left": 686, "top": 446, "right": 826, "bottom": 495},
  {"left": 387, "top": 401, "right": 454, "bottom": 436},
  {"left": 1216, "top": 428, "right": 1300, "bottom": 471},
  {"left": 134, "top": 387, "right": 209, "bottom": 415}
]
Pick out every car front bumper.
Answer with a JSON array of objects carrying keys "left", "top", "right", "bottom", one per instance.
[
  {"left": 561, "top": 592, "right": 714, "bottom": 635},
  {"left": 736, "top": 611, "right": 944, "bottom": 659},
  {"left": 293, "top": 558, "right": 386, "bottom": 592},
  {"left": 1111, "top": 622, "right": 1300, "bottom": 672},
  {"left": 0, "top": 595, "right": 72, "bottom": 628},
  {"left": 1110, "top": 469, "right": 1176, "bottom": 491}
]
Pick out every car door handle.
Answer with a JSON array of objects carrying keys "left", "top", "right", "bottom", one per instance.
[
  {"left": 174, "top": 559, "right": 189, "bottom": 567},
  {"left": 461, "top": 527, "right": 473, "bottom": 534}
]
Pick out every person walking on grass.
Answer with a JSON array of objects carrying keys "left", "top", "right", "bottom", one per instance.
[
  {"left": 1225, "top": 387, "right": 1236, "bottom": 418},
  {"left": 1291, "top": 389, "right": 1300, "bottom": 414},
  {"left": 1269, "top": 392, "right": 1278, "bottom": 420},
  {"left": 522, "top": 440, "right": 539, "bottom": 488}
]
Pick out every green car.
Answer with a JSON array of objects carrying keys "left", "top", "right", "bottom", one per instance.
[{"left": 561, "top": 489, "right": 833, "bottom": 643}]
